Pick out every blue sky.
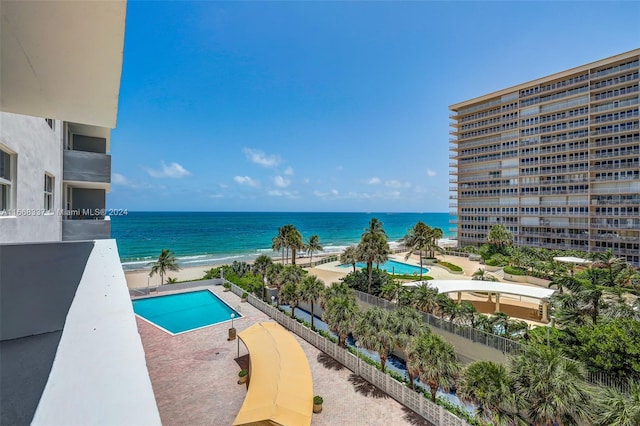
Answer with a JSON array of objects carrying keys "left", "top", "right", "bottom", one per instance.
[{"left": 108, "top": 1, "right": 640, "bottom": 212}]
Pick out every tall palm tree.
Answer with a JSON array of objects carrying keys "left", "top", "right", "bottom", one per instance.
[
  {"left": 565, "top": 268, "right": 605, "bottom": 325},
  {"left": 272, "top": 227, "right": 287, "bottom": 263},
  {"left": 510, "top": 345, "right": 593, "bottom": 425},
  {"left": 380, "top": 279, "right": 404, "bottom": 302},
  {"left": 487, "top": 224, "right": 513, "bottom": 249},
  {"left": 283, "top": 224, "right": 304, "bottom": 265},
  {"left": 340, "top": 246, "right": 359, "bottom": 272},
  {"left": 403, "top": 221, "right": 431, "bottom": 279},
  {"left": 324, "top": 294, "right": 360, "bottom": 347},
  {"left": 305, "top": 234, "right": 322, "bottom": 267},
  {"left": 595, "top": 380, "right": 640, "bottom": 426},
  {"left": 280, "top": 282, "right": 302, "bottom": 318},
  {"left": 252, "top": 254, "right": 273, "bottom": 301},
  {"left": 358, "top": 219, "right": 390, "bottom": 294},
  {"left": 300, "top": 275, "right": 325, "bottom": 329},
  {"left": 354, "top": 307, "right": 395, "bottom": 373},
  {"left": 591, "top": 248, "right": 625, "bottom": 287},
  {"left": 406, "top": 332, "right": 460, "bottom": 402},
  {"left": 391, "top": 307, "right": 427, "bottom": 387},
  {"left": 282, "top": 264, "right": 304, "bottom": 288},
  {"left": 457, "top": 361, "right": 514, "bottom": 424},
  {"left": 427, "top": 226, "right": 444, "bottom": 258},
  {"left": 149, "top": 249, "right": 180, "bottom": 285}
]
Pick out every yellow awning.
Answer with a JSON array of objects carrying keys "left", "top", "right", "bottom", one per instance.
[{"left": 233, "top": 322, "right": 313, "bottom": 426}]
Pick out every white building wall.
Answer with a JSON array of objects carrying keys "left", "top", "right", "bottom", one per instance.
[{"left": 0, "top": 112, "right": 63, "bottom": 242}]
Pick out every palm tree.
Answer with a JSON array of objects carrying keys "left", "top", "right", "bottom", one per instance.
[
  {"left": 280, "top": 282, "right": 302, "bottom": 318},
  {"left": 252, "top": 254, "right": 273, "bottom": 301},
  {"left": 427, "top": 226, "right": 444, "bottom": 258},
  {"left": 591, "top": 248, "right": 626, "bottom": 287},
  {"left": 403, "top": 221, "right": 431, "bottom": 279},
  {"left": 266, "top": 262, "right": 286, "bottom": 291},
  {"left": 412, "top": 283, "right": 439, "bottom": 314},
  {"left": 391, "top": 307, "right": 427, "bottom": 388},
  {"left": 358, "top": 218, "right": 390, "bottom": 294},
  {"left": 510, "top": 345, "right": 593, "bottom": 425},
  {"left": 305, "top": 234, "right": 322, "bottom": 267},
  {"left": 283, "top": 224, "right": 304, "bottom": 265},
  {"left": 149, "top": 249, "right": 180, "bottom": 285},
  {"left": 324, "top": 294, "right": 360, "bottom": 347},
  {"left": 595, "top": 380, "right": 640, "bottom": 426},
  {"left": 340, "top": 246, "right": 359, "bottom": 272},
  {"left": 457, "top": 361, "right": 514, "bottom": 424},
  {"left": 564, "top": 268, "right": 605, "bottom": 325},
  {"left": 282, "top": 264, "right": 305, "bottom": 287},
  {"left": 380, "top": 279, "right": 404, "bottom": 302},
  {"left": 487, "top": 224, "right": 513, "bottom": 249},
  {"left": 320, "top": 282, "right": 352, "bottom": 310},
  {"left": 472, "top": 267, "right": 498, "bottom": 281},
  {"left": 406, "top": 332, "right": 460, "bottom": 402},
  {"left": 354, "top": 307, "right": 395, "bottom": 373},
  {"left": 300, "top": 275, "right": 325, "bottom": 330},
  {"left": 272, "top": 227, "right": 286, "bottom": 263}
]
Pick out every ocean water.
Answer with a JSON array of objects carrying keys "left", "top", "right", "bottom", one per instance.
[{"left": 111, "top": 212, "right": 454, "bottom": 271}]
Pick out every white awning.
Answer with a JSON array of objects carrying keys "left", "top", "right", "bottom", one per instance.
[
  {"left": 553, "top": 256, "right": 592, "bottom": 265},
  {"left": 403, "top": 279, "right": 555, "bottom": 300}
]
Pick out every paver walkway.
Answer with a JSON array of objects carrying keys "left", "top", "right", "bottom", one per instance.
[{"left": 135, "top": 285, "right": 431, "bottom": 426}]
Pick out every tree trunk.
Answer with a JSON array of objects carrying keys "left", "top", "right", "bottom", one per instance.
[
  {"left": 367, "top": 262, "right": 373, "bottom": 294},
  {"left": 292, "top": 249, "right": 297, "bottom": 265},
  {"left": 419, "top": 248, "right": 423, "bottom": 280},
  {"left": 291, "top": 306, "right": 296, "bottom": 318},
  {"left": 160, "top": 271, "right": 164, "bottom": 286},
  {"left": 409, "top": 373, "right": 414, "bottom": 390},
  {"left": 429, "top": 381, "right": 438, "bottom": 402},
  {"left": 380, "top": 355, "right": 387, "bottom": 373},
  {"left": 310, "top": 302, "right": 315, "bottom": 330}
]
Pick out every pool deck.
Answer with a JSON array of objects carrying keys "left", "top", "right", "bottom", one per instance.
[{"left": 136, "top": 284, "right": 431, "bottom": 426}]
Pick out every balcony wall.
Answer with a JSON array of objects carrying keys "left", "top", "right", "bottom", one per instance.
[
  {"left": 62, "top": 217, "right": 110, "bottom": 241},
  {"left": 63, "top": 150, "right": 110, "bottom": 183}
]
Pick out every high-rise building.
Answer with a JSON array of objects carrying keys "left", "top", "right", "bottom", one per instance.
[{"left": 449, "top": 49, "right": 640, "bottom": 266}]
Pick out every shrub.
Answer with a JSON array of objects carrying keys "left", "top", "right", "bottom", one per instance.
[
  {"left": 437, "top": 261, "right": 463, "bottom": 272},
  {"left": 313, "top": 395, "right": 323, "bottom": 405},
  {"left": 241, "top": 292, "right": 248, "bottom": 299},
  {"left": 223, "top": 282, "right": 231, "bottom": 289},
  {"left": 504, "top": 265, "right": 527, "bottom": 275},
  {"left": 238, "top": 369, "right": 248, "bottom": 378}
]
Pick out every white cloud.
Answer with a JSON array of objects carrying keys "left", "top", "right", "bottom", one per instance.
[
  {"left": 426, "top": 169, "right": 437, "bottom": 177},
  {"left": 385, "top": 180, "right": 411, "bottom": 188},
  {"left": 145, "top": 161, "right": 191, "bottom": 178},
  {"left": 234, "top": 175, "right": 260, "bottom": 187},
  {"left": 268, "top": 189, "right": 300, "bottom": 199},
  {"left": 284, "top": 166, "right": 294, "bottom": 176},
  {"left": 303, "top": 178, "right": 310, "bottom": 184},
  {"left": 243, "top": 148, "right": 282, "bottom": 168},
  {"left": 273, "top": 175, "right": 291, "bottom": 188},
  {"left": 112, "top": 173, "right": 129, "bottom": 185},
  {"left": 367, "top": 177, "right": 381, "bottom": 185}
]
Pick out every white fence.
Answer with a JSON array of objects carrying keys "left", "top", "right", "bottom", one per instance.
[{"left": 228, "top": 283, "right": 469, "bottom": 426}]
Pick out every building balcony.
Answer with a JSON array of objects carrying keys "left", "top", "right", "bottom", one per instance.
[
  {"left": 63, "top": 150, "right": 111, "bottom": 183},
  {"left": 62, "top": 216, "right": 111, "bottom": 241}
]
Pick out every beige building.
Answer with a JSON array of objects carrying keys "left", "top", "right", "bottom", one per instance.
[{"left": 449, "top": 49, "right": 640, "bottom": 266}]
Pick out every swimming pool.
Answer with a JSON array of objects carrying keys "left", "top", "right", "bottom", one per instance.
[
  {"left": 133, "top": 290, "right": 241, "bottom": 334},
  {"left": 339, "top": 259, "right": 429, "bottom": 275}
]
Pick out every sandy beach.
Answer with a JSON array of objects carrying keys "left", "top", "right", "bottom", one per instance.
[{"left": 125, "top": 253, "right": 343, "bottom": 289}]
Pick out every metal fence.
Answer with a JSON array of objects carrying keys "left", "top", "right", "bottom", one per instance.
[
  {"left": 352, "top": 289, "right": 631, "bottom": 393},
  {"left": 227, "top": 282, "right": 469, "bottom": 426}
]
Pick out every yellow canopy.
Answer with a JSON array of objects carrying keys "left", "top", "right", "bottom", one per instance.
[{"left": 233, "top": 322, "right": 313, "bottom": 426}]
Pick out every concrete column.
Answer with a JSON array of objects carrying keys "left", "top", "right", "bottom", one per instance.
[
  {"left": 542, "top": 301, "right": 549, "bottom": 323},
  {"left": 495, "top": 293, "right": 500, "bottom": 312},
  {"left": 487, "top": 292, "right": 493, "bottom": 303},
  {"left": 457, "top": 292, "right": 462, "bottom": 303}
]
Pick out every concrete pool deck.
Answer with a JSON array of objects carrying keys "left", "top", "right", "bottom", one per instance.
[{"left": 136, "top": 284, "right": 431, "bottom": 426}]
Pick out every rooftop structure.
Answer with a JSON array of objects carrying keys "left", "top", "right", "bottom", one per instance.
[{"left": 449, "top": 49, "right": 640, "bottom": 266}]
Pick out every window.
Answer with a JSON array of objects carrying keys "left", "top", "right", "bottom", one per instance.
[
  {"left": 45, "top": 118, "right": 55, "bottom": 130},
  {"left": 44, "top": 174, "right": 54, "bottom": 213},
  {"left": 1, "top": 148, "right": 13, "bottom": 213}
]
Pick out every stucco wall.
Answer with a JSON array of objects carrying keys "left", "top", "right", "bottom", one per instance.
[{"left": 0, "top": 112, "right": 63, "bottom": 242}]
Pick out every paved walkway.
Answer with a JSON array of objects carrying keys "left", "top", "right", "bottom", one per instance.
[{"left": 135, "top": 285, "right": 430, "bottom": 426}]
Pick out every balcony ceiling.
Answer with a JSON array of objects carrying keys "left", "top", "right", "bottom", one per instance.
[{"left": 0, "top": 1, "right": 126, "bottom": 128}]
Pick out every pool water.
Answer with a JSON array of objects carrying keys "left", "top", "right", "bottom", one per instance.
[
  {"left": 133, "top": 290, "right": 241, "bottom": 334},
  {"left": 339, "top": 259, "right": 429, "bottom": 275}
]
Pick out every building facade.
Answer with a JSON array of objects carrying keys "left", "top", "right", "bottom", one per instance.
[
  {"left": 0, "top": 114, "right": 111, "bottom": 242},
  {"left": 450, "top": 49, "right": 640, "bottom": 266}
]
